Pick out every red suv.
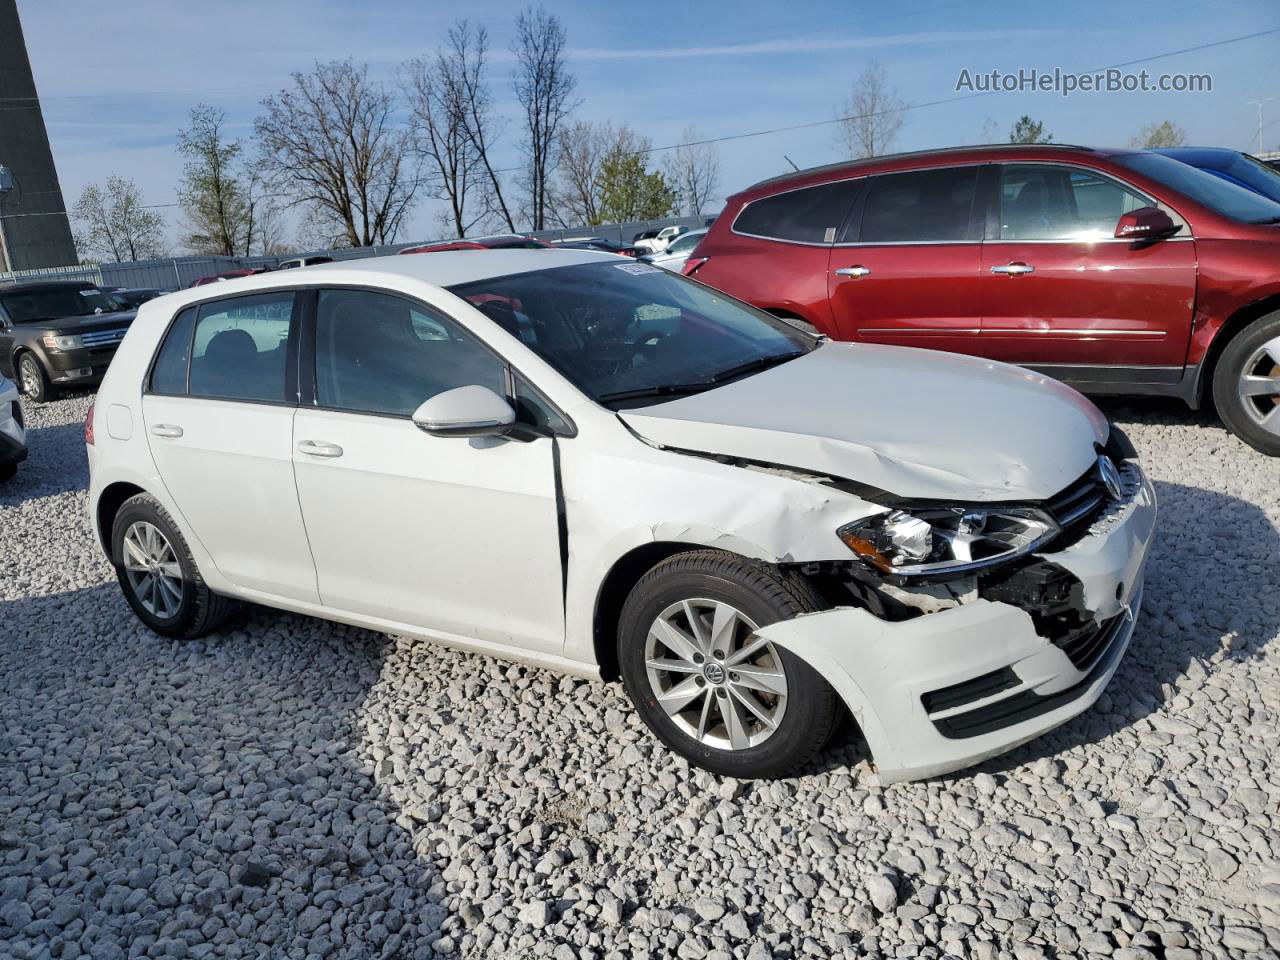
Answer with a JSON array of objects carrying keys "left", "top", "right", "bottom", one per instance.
[{"left": 689, "top": 145, "right": 1280, "bottom": 453}]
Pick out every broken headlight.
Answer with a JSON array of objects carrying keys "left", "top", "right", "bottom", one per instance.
[{"left": 837, "top": 506, "right": 1059, "bottom": 577}]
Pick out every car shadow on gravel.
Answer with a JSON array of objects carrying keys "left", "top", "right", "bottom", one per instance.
[
  {"left": 0, "top": 585, "right": 446, "bottom": 958},
  {"left": 0, "top": 421, "right": 88, "bottom": 503},
  {"left": 954, "top": 478, "right": 1280, "bottom": 781}
]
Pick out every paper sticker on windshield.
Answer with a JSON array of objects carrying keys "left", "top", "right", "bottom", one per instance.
[{"left": 614, "top": 261, "right": 661, "bottom": 276}]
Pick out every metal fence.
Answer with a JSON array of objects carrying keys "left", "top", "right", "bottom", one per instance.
[{"left": 0, "top": 214, "right": 714, "bottom": 291}]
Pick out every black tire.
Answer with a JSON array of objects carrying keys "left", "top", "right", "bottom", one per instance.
[
  {"left": 1212, "top": 311, "right": 1280, "bottom": 456},
  {"left": 17, "top": 353, "right": 53, "bottom": 404},
  {"left": 0, "top": 462, "right": 15, "bottom": 483},
  {"left": 110, "top": 492, "right": 238, "bottom": 638},
  {"left": 618, "top": 550, "right": 837, "bottom": 779}
]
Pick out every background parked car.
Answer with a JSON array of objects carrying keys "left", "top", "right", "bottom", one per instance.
[
  {"left": 550, "top": 237, "right": 642, "bottom": 257},
  {"left": 641, "top": 228, "right": 706, "bottom": 272},
  {"left": 399, "top": 234, "right": 550, "bottom": 255},
  {"left": 1153, "top": 147, "right": 1280, "bottom": 204},
  {"left": 189, "top": 268, "right": 264, "bottom": 287},
  {"left": 0, "top": 372, "right": 25, "bottom": 481},
  {"left": 688, "top": 144, "right": 1280, "bottom": 454},
  {"left": 0, "top": 280, "right": 137, "bottom": 402},
  {"left": 632, "top": 225, "right": 687, "bottom": 254},
  {"left": 278, "top": 255, "right": 335, "bottom": 269},
  {"left": 108, "top": 288, "right": 165, "bottom": 310}
]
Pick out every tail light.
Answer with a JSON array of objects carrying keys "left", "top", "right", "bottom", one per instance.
[
  {"left": 84, "top": 401, "right": 95, "bottom": 446},
  {"left": 683, "top": 257, "right": 709, "bottom": 277}
]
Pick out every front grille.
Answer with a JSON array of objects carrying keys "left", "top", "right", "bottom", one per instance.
[
  {"left": 1044, "top": 464, "right": 1108, "bottom": 544},
  {"left": 80, "top": 327, "right": 129, "bottom": 349}
]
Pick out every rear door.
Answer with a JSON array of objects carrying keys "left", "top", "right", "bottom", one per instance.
[
  {"left": 828, "top": 164, "right": 985, "bottom": 350},
  {"left": 142, "top": 291, "right": 320, "bottom": 603},
  {"left": 978, "top": 162, "right": 1197, "bottom": 375},
  {"left": 291, "top": 288, "right": 566, "bottom": 653}
]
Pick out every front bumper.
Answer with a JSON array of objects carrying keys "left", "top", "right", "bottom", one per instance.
[
  {"left": 44, "top": 345, "right": 116, "bottom": 383},
  {"left": 758, "top": 469, "right": 1157, "bottom": 783}
]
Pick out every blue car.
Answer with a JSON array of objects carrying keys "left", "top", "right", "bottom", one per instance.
[{"left": 1153, "top": 147, "right": 1280, "bottom": 204}]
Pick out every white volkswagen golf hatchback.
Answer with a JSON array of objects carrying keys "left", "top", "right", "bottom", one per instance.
[{"left": 87, "top": 251, "right": 1156, "bottom": 782}]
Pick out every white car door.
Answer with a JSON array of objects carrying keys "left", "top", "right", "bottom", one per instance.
[
  {"left": 142, "top": 291, "right": 320, "bottom": 603},
  {"left": 291, "top": 288, "right": 566, "bottom": 653}
]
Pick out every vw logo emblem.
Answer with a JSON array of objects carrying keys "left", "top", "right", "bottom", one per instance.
[
  {"left": 1097, "top": 455, "right": 1124, "bottom": 501},
  {"left": 703, "top": 662, "right": 726, "bottom": 685}
]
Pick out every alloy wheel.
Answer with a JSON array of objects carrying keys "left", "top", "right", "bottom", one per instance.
[
  {"left": 1237, "top": 334, "right": 1280, "bottom": 435},
  {"left": 122, "top": 521, "right": 184, "bottom": 619},
  {"left": 19, "top": 357, "right": 40, "bottom": 397},
  {"left": 644, "top": 598, "right": 788, "bottom": 751}
]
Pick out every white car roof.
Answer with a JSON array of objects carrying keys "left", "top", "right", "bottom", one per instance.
[{"left": 302, "top": 248, "right": 611, "bottom": 287}]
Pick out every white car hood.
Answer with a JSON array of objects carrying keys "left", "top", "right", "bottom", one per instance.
[{"left": 618, "top": 342, "right": 1108, "bottom": 502}]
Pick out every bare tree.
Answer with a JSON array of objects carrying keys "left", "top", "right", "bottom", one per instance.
[
  {"left": 254, "top": 60, "right": 417, "bottom": 248},
  {"left": 512, "top": 6, "right": 577, "bottom": 230},
  {"left": 554, "top": 120, "right": 610, "bottom": 226},
  {"left": 72, "top": 177, "right": 166, "bottom": 262},
  {"left": 177, "top": 104, "right": 252, "bottom": 255},
  {"left": 1131, "top": 120, "right": 1186, "bottom": 148},
  {"left": 663, "top": 126, "right": 720, "bottom": 216},
  {"left": 835, "top": 61, "right": 908, "bottom": 159},
  {"left": 443, "top": 22, "right": 516, "bottom": 232}
]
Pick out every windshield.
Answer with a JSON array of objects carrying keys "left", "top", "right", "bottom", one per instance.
[
  {"left": 448, "top": 260, "right": 816, "bottom": 408},
  {"left": 0, "top": 286, "right": 119, "bottom": 323},
  {"left": 1118, "top": 153, "right": 1280, "bottom": 224}
]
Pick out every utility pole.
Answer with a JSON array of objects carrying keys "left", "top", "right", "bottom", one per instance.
[{"left": 1248, "top": 97, "right": 1275, "bottom": 150}]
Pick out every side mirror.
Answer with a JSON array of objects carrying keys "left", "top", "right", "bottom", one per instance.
[
  {"left": 411, "top": 385, "right": 515, "bottom": 438},
  {"left": 1114, "top": 206, "right": 1178, "bottom": 241}
]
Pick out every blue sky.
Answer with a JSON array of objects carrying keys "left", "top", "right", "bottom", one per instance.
[{"left": 15, "top": 0, "right": 1280, "bottom": 249}]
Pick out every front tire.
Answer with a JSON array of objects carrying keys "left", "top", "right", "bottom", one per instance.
[
  {"left": 618, "top": 550, "right": 837, "bottom": 779},
  {"left": 110, "top": 493, "right": 238, "bottom": 638},
  {"left": 1212, "top": 311, "right": 1280, "bottom": 456},
  {"left": 18, "top": 353, "right": 52, "bottom": 404}
]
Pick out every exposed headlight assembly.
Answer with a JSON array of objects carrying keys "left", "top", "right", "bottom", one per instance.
[
  {"left": 838, "top": 506, "right": 1059, "bottom": 577},
  {"left": 42, "top": 334, "right": 83, "bottom": 351}
]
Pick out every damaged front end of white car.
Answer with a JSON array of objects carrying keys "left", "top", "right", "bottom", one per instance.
[{"left": 615, "top": 343, "right": 1157, "bottom": 783}]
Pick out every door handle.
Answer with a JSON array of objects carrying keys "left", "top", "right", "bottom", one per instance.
[
  {"left": 991, "top": 262, "right": 1034, "bottom": 275},
  {"left": 297, "top": 440, "right": 344, "bottom": 458},
  {"left": 834, "top": 265, "right": 872, "bottom": 278},
  {"left": 150, "top": 424, "right": 183, "bottom": 439}
]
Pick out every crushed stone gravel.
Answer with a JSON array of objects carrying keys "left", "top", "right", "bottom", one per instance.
[{"left": 1, "top": 391, "right": 1279, "bottom": 959}]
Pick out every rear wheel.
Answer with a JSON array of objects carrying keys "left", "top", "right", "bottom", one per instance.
[
  {"left": 1212, "top": 311, "right": 1280, "bottom": 456},
  {"left": 111, "top": 493, "right": 238, "bottom": 638},
  {"left": 618, "top": 550, "right": 837, "bottom": 779},
  {"left": 18, "top": 354, "right": 52, "bottom": 404}
]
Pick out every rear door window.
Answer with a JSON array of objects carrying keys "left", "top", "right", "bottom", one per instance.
[
  {"left": 733, "top": 180, "right": 861, "bottom": 244},
  {"left": 855, "top": 166, "right": 980, "bottom": 243},
  {"left": 188, "top": 293, "right": 294, "bottom": 403},
  {"left": 149, "top": 307, "right": 197, "bottom": 394}
]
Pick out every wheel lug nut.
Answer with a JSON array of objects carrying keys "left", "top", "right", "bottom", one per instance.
[
  {"left": 693, "top": 653, "right": 704, "bottom": 664},
  {"left": 729, "top": 672, "right": 739, "bottom": 682},
  {"left": 695, "top": 677, "right": 705, "bottom": 687},
  {"left": 713, "top": 650, "right": 725, "bottom": 660},
  {"left": 715, "top": 687, "right": 728, "bottom": 697}
]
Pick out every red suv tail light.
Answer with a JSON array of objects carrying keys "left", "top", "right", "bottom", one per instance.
[
  {"left": 683, "top": 257, "right": 709, "bottom": 277},
  {"left": 84, "top": 401, "right": 95, "bottom": 446}
]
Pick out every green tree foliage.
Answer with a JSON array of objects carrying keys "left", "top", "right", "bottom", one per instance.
[
  {"left": 1009, "top": 116, "right": 1053, "bottom": 144},
  {"left": 597, "top": 145, "right": 675, "bottom": 223}
]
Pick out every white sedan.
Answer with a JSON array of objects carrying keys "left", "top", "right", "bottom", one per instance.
[
  {"left": 86, "top": 250, "right": 1155, "bottom": 781},
  {"left": 643, "top": 228, "right": 706, "bottom": 273}
]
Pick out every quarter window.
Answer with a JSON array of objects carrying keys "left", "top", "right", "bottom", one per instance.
[
  {"left": 734, "top": 180, "right": 860, "bottom": 244},
  {"left": 188, "top": 293, "right": 294, "bottom": 403},
  {"left": 856, "top": 167, "right": 979, "bottom": 243},
  {"left": 149, "top": 307, "right": 197, "bottom": 394},
  {"left": 997, "top": 164, "right": 1172, "bottom": 241},
  {"left": 314, "top": 289, "right": 506, "bottom": 417}
]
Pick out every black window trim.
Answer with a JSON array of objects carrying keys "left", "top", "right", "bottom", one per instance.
[
  {"left": 982, "top": 160, "right": 1195, "bottom": 244},
  {"left": 143, "top": 288, "right": 303, "bottom": 408},
  {"left": 729, "top": 175, "right": 867, "bottom": 247},
  {"left": 298, "top": 284, "right": 577, "bottom": 438},
  {"left": 840, "top": 162, "right": 987, "bottom": 247}
]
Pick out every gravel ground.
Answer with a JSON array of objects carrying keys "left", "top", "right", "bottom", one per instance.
[{"left": 2, "top": 391, "right": 1279, "bottom": 960}]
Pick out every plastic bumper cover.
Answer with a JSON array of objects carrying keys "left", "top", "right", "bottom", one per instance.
[{"left": 757, "top": 470, "right": 1157, "bottom": 783}]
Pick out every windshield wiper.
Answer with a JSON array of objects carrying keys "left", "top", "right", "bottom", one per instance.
[
  {"left": 598, "top": 383, "right": 718, "bottom": 404},
  {"left": 705, "top": 350, "right": 807, "bottom": 385}
]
